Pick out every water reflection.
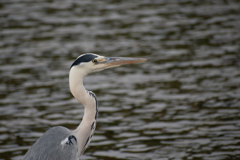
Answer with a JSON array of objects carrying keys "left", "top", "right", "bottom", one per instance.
[{"left": 0, "top": 0, "right": 240, "bottom": 160}]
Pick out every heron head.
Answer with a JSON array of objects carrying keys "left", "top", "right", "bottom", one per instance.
[{"left": 70, "top": 53, "right": 146, "bottom": 76}]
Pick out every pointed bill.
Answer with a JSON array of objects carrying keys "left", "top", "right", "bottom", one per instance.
[{"left": 101, "top": 57, "right": 147, "bottom": 67}]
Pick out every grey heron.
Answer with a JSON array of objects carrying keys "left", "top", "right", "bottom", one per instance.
[{"left": 23, "top": 53, "right": 146, "bottom": 160}]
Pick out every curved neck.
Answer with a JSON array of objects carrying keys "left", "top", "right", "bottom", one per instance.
[
  {"left": 69, "top": 67, "right": 98, "bottom": 156},
  {"left": 69, "top": 67, "right": 88, "bottom": 105}
]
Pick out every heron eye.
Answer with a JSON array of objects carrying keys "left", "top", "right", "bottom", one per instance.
[{"left": 92, "top": 59, "right": 98, "bottom": 63}]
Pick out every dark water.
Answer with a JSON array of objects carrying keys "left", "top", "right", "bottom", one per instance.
[{"left": 1, "top": 0, "right": 240, "bottom": 159}]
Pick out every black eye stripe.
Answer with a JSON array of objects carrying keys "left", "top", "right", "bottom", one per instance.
[{"left": 71, "top": 54, "right": 98, "bottom": 68}]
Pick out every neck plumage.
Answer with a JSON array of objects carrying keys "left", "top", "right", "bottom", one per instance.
[{"left": 69, "top": 67, "right": 98, "bottom": 156}]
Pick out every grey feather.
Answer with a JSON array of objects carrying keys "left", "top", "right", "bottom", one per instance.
[{"left": 23, "top": 126, "right": 78, "bottom": 160}]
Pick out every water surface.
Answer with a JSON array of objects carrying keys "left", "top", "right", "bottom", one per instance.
[{"left": 0, "top": 0, "right": 240, "bottom": 160}]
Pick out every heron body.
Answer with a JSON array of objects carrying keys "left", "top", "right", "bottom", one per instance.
[
  {"left": 23, "top": 54, "right": 146, "bottom": 160},
  {"left": 23, "top": 126, "right": 78, "bottom": 160}
]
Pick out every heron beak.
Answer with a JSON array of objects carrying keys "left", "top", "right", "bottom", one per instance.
[{"left": 100, "top": 57, "right": 147, "bottom": 67}]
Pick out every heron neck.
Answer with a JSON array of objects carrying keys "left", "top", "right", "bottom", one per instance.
[
  {"left": 69, "top": 67, "right": 98, "bottom": 156},
  {"left": 69, "top": 67, "right": 87, "bottom": 104}
]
